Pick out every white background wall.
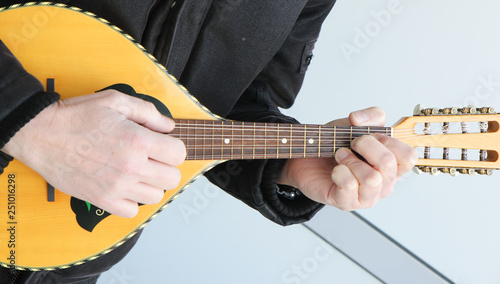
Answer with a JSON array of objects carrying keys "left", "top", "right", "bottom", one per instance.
[{"left": 99, "top": 0, "right": 500, "bottom": 283}]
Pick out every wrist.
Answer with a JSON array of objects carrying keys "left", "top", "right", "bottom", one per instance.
[
  {"left": 277, "top": 159, "right": 298, "bottom": 188},
  {"left": 0, "top": 91, "right": 60, "bottom": 158},
  {"left": 1, "top": 98, "right": 59, "bottom": 163}
]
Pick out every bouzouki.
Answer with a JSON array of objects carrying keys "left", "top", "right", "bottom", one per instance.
[{"left": 0, "top": 3, "right": 499, "bottom": 270}]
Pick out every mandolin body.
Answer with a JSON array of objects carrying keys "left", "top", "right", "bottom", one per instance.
[{"left": 0, "top": 4, "right": 220, "bottom": 270}]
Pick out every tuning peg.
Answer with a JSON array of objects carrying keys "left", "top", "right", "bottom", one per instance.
[
  {"left": 440, "top": 168, "right": 450, "bottom": 174},
  {"left": 459, "top": 168, "right": 475, "bottom": 175},
  {"left": 441, "top": 107, "right": 458, "bottom": 115},
  {"left": 430, "top": 167, "right": 439, "bottom": 175},
  {"left": 441, "top": 108, "right": 451, "bottom": 114},
  {"left": 461, "top": 106, "right": 477, "bottom": 114},
  {"left": 477, "top": 169, "right": 493, "bottom": 176},
  {"left": 422, "top": 108, "right": 439, "bottom": 116},
  {"left": 449, "top": 168, "right": 458, "bottom": 176},
  {"left": 479, "top": 107, "right": 495, "bottom": 114}
]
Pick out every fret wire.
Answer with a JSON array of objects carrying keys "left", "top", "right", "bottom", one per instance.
[
  {"left": 289, "top": 124, "right": 292, "bottom": 159},
  {"left": 212, "top": 120, "right": 215, "bottom": 160},
  {"left": 231, "top": 121, "right": 234, "bottom": 159},
  {"left": 253, "top": 122, "right": 256, "bottom": 159},
  {"left": 241, "top": 121, "right": 244, "bottom": 159},
  {"left": 303, "top": 125, "right": 307, "bottom": 158},
  {"left": 195, "top": 120, "right": 198, "bottom": 159},
  {"left": 264, "top": 122, "right": 267, "bottom": 159},
  {"left": 203, "top": 120, "right": 206, "bottom": 160},
  {"left": 184, "top": 120, "right": 188, "bottom": 157},
  {"left": 277, "top": 124, "right": 279, "bottom": 159},
  {"left": 318, "top": 125, "right": 321, "bottom": 158},
  {"left": 334, "top": 125, "right": 336, "bottom": 154}
]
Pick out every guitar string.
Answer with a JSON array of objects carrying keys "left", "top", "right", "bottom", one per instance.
[
  {"left": 169, "top": 132, "right": 469, "bottom": 141},
  {"left": 174, "top": 122, "right": 483, "bottom": 133},
  {"left": 172, "top": 127, "right": 418, "bottom": 136},
  {"left": 173, "top": 125, "right": 473, "bottom": 136}
]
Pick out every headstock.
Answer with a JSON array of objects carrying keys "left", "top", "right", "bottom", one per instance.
[{"left": 392, "top": 105, "right": 499, "bottom": 176}]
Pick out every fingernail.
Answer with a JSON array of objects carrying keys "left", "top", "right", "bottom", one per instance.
[
  {"left": 335, "top": 148, "right": 350, "bottom": 162},
  {"left": 352, "top": 110, "right": 368, "bottom": 124}
]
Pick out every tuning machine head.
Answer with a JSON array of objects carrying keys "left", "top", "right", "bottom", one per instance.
[
  {"left": 413, "top": 105, "right": 496, "bottom": 116},
  {"left": 413, "top": 166, "right": 493, "bottom": 176}
]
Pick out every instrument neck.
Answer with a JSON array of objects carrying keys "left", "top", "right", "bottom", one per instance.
[{"left": 170, "top": 119, "right": 392, "bottom": 160}]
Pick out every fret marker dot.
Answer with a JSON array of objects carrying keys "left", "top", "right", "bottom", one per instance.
[
  {"left": 282, "top": 138, "right": 287, "bottom": 144},
  {"left": 308, "top": 139, "right": 314, "bottom": 144},
  {"left": 224, "top": 139, "right": 230, "bottom": 144}
]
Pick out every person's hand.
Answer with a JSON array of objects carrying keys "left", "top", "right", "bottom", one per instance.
[
  {"left": 2, "top": 90, "right": 186, "bottom": 218},
  {"left": 278, "top": 107, "right": 418, "bottom": 211}
]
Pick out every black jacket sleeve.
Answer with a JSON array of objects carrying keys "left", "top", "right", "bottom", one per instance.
[
  {"left": 205, "top": 0, "right": 336, "bottom": 226},
  {"left": 0, "top": 40, "right": 60, "bottom": 174}
]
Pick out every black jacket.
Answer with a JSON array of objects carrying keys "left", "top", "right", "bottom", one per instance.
[{"left": 0, "top": 0, "right": 336, "bottom": 282}]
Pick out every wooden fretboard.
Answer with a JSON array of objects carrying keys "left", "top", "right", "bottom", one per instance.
[{"left": 169, "top": 119, "right": 392, "bottom": 160}]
